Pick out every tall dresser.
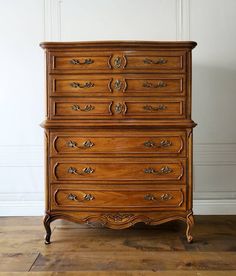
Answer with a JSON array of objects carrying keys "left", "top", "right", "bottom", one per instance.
[{"left": 40, "top": 41, "right": 197, "bottom": 244}]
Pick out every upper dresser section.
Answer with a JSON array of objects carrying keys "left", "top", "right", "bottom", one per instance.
[{"left": 40, "top": 41, "right": 197, "bottom": 74}]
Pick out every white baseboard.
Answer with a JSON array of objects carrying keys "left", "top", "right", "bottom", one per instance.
[
  {"left": 0, "top": 201, "right": 44, "bottom": 216},
  {"left": 1, "top": 200, "right": 236, "bottom": 216}
]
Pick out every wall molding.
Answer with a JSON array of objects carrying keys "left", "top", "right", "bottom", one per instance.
[
  {"left": 176, "top": 0, "right": 190, "bottom": 40},
  {"left": 1, "top": 199, "right": 236, "bottom": 216},
  {"left": 44, "top": 0, "right": 62, "bottom": 41}
]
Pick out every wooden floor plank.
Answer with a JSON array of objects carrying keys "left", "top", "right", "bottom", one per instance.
[
  {"left": 0, "top": 216, "right": 236, "bottom": 273},
  {"left": 30, "top": 251, "right": 236, "bottom": 271},
  {"left": 0, "top": 253, "right": 39, "bottom": 272}
]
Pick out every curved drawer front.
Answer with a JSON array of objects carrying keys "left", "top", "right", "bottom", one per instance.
[
  {"left": 50, "top": 74, "right": 185, "bottom": 97},
  {"left": 50, "top": 51, "right": 185, "bottom": 73},
  {"left": 51, "top": 132, "right": 186, "bottom": 157},
  {"left": 51, "top": 159, "right": 186, "bottom": 182},
  {"left": 51, "top": 186, "right": 186, "bottom": 210},
  {"left": 50, "top": 98, "right": 185, "bottom": 119},
  {"left": 51, "top": 99, "right": 113, "bottom": 118}
]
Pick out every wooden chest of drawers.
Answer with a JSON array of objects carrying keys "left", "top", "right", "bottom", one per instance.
[{"left": 40, "top": 41, "right": 197, "bottom": 244}]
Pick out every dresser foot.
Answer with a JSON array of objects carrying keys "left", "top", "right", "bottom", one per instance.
[
  {"left": 186, "top": 212, "right": 194, "bottom": 243},
  {"left": 43, "top": 213, "right": 52, "bottom": 244}
]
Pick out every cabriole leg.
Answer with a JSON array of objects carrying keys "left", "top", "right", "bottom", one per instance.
[
  {"left": 43, "top": 213, "right": 52, "bottom": 244},
  {"left": 186, "top": 212, "right": 194, "bottom": 243}
]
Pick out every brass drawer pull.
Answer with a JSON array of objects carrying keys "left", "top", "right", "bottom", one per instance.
[
  {"left": 143, "top": 81, "right": 167, "bottom": 88},
  {"left": 143, "top": 104, "right": 167, "bottom": 111},
  {"left": 143, "top": 140, "right": 172, "bottom": 148},
  {"left": 144, "top": 166, "right": 173, "bottom": 175},
  {"left": 143, "top": 58, "right": 168, "bottom": 65},
  {"left": 144, "top": 194, "right": 156, "bottom": 201},
  {"left": 68, "top": 193, "right": 94, "bottom": 201},
  {"left": 160, "top": 193, "right": 173, "bottom": 201},
  {"left": 113, "top": 56, "right": 122, "bottom": 68},
  {"left": 114, "top": 79, "right": 122, "bottom": 90},
  {"left": 71, "top": 104, "right": 95, "bottom": 112},
  {"left": 68, "top": 167, "right": 94, "bottom": 175},
  {"left": 67, "top": 140, "right": 94, "bottom": 149},
  {"left": 144, "top": 193, "right": 173, "bottom": 201},
  {"left": 70, "top": 58, "right": 94, "bottom": 65},
  {"left": 70, "top": 82, "right": 95, "bottom": 89}
]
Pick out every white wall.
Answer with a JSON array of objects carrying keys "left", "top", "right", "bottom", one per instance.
[{"left": 0, "top": 0, "right": 236, "bottom": 215}]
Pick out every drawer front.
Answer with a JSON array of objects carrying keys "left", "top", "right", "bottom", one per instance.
[
  {"left": 50, "top": 98, "right": 185, "bottom": 119},
  {"left": 50, "top": 131, "right": 186, "bottom": 157},
  {"left": 51, "top": 52, "right": 112, "bottom": 71},
  {"left": 50, "top": 51, "right": 186, "bottom": 73},
  {"left": 51, "top": 99, "right": 113, "bottom": 118},
  {"left": 50, "top": 74, "right": 185, "bottom": 97},
  {"left": 125, "top": 51, "right": 185, "bottom": 72},
  {"left": 51, "top": 186, "right": 186, "bottom": 210},
  {"left": 51, "top": 159, "right": 186, "bottom": 183}
]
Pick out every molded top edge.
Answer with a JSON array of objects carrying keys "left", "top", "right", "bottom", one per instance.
[{"left": 40, "top": 40, "right": 197, "bottom": 49}]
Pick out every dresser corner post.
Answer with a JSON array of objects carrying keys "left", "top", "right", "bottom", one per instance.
[
  {"left": 186, "top": 211, "right": 194, "bottom": 243},
  {"left": 43, "top": 213, "right": 53, "bottom": 244}
]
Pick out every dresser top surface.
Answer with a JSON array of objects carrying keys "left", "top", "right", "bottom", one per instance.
[{"left": 40, "top": 40, "right": 197, "bottom": 50}]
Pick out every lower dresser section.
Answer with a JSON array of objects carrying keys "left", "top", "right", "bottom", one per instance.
[{"left": 51, "top": 185, "right": 186, "bottom": 211}]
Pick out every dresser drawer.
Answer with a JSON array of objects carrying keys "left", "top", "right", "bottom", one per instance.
[
  {"left": 51, "top": 185, "right": 186, "bottom": 211},
  {"left": 50, "top": 98, "right": 185, "bottom": 119},
  {"left": 51, "top": 158, "right": 186, "bottom": 183},
  {"left": 50, "top": 51, "right": 186, "bottom": 73},
  {"left": 50, "top": 74, "right": 185, "bottom": 97},
  {"left": 50, "top": 131, "right": 186, "bottom": 157}
]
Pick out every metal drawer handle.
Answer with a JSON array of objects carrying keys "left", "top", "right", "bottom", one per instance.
[
  {"left": 143, "top": 58, "right": 168, "bottom": 65},
  {"left": 144, "top": 166, "right": 173, "bottom": 175},
  {"left": 114, "top": 79, "right": 122, "bottom": 90},
  {"left": 143, "top": 104, "right": 167, "bottom": 111},
  {"left": 71, "top": 104, "right": 95, "bottom": 112},
  {"left": 143, "top": 81, "right": 167, "bottom": 88},
  {"left": 70, "top": 58, "right": 94, "bottom": 65},
  {"left": 68, "top": 193, "right": 94, "bottom": 201},
  {"left": 143, "top": 140, "right": 172, "bottom": 148},
  {"left": 70, "top": 82, "right": 95, "bottom": 89},
  {"left": 68, "top": 167, "right": 94, "bottom": 175},
  {"left": 113, "top": 56, "right": 122, "bottom": 68},
  {"left": 144, "top": 193, "right": 173, "bottom": 201},
  {"left": 160, "top": 193, "right": 173, "bottom": 201},
  {"left": 67, "top": 140, "right": 94, "bottom": 149}
]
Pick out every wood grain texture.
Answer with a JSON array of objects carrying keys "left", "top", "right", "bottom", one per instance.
[{"left": 40, "top": 41, "right": 197, "bottom": 243}]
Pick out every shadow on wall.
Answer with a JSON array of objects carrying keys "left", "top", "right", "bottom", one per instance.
[{"left": 192, "top": 64, "right": 236, "bottom": 143}]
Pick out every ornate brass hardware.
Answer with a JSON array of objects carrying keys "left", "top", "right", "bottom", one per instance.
[
  {"left": 70, "top": 58, "right": 94, "bottom": 65},
  {"left": 143, "top": 81, "right": 167, "bottom": 88},
  {"left": 144, "top": 194, "right": 156, "bottom": 201},
  {"left": 68, "top": 193, "right": 94, "bottom": 201},
  {"left": 143, "top": 104, "right": 167, "bottom": 111},
  {"left": 143, "top": 140, "right": 172, "bottom": 148},
  {"left": 71, "top": 104, "right": 95, "bottom": 112},
  {"left": 144, "top": 193, "right": 173, "bottom": 201},
  {"left": 144, "top": 166, "right": 173, "bottom": 175},
  {"left": 114, "top": 103, "right": 125, "bottom": 114},
  {"left": 160, "top": 193, "right": 173, "bottom": 201},
  {"left": 113, "top": 56, "right": 122, "bottom": 68},
  {"left": 67, "top": 140, "right": 94, "bottom": 149},
  {"left": 143, "top": 58, "right": 168, "bottom": 65},
  {"left": 68, "top": 167, "right": 94, "bottom": 175},
  {"left": 70, "top": 82, "right": 95, "bottom": 89},
  {"left": 114, "top": 79, "right": 122, "bottom": 90}
]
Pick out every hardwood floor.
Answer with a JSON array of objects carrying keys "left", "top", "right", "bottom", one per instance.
[{"left": 0, "top": 216, "right": 236, "bottom": 275}]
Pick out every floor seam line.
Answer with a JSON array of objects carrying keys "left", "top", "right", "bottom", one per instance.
[{"left": 28, "top": 252, "right": 40, "bottom": 272}]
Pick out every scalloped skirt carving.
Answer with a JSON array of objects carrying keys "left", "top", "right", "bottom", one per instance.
[{"left": 43, "top": 210, "right": 194, "bottom": 243}]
